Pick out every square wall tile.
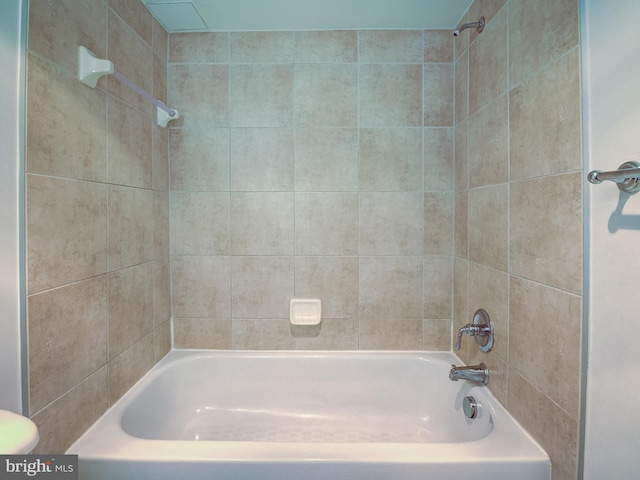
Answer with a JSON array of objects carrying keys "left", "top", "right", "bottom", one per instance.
[
  {"left": 424, "top": 193, "right": 454, "bottom": 255},
  {"left": 359, "top": 319, "right": 423, "bottom": 350},
  {"left": 468, "top": 184, "right": 508, "bottom": 272},
  {"left": 295, "top": 128, "right": 358, "bottom": 192},
  {"left": 510, "top": 173, "right": 582, "bottom": 295},
  {"left": 424, "top": 128, "right": 454, "bottom": 192},
  {"left": 230, "top": 31, "right": 294, "bottom": 62},
  {"left": 294, "top": 318, "right": 359, "bottom": 350},
  {"left": 423, "top": 319, "right": 452, "bottom": 351},
  {"left": 360, "top": 128, "right": 422, "bottom": 191},
  {"left": 232, "top": 319, "right": 294, "bottom": 349},
  {"left": 294, "top": 64, "right": 358, "bottom": 127},
  {"left": 359, "top": 30, "right": 423, "bottom": 63},
  {"left": 360, "top": 192, "right": 423, "bottom": 255},
  {"left": 170, "top": 192, "right": 230, "bottom": 255},
  {"left": 28, "top": 277, "right": 107, "bottom": 413},
  {"left": 294, "top": 31, "right": 357, "bottom": 63},
  {"left": 424, "top": 30, "right": 453, "bottom": 63},
  {"left": 231, "top": 256, "right": 294, "bottom": 319},
  {"left": 173, "top": 318, "right": 232, "bottom": 349},
  {"left": 295, "top": 193, "right": 358, "bottom": 255},
  {"left": 454, "top": 190, "right": 468, "bottom": 258},
  {"left": 230, "top": 193, "right": 294, "bottom": 255},
  {"left": 230, "top": 65, "right": 293, "bottom": 127},
  {"left": 27, "top": 175, "right": 107, "bottom": 294},
  {"left": 424, "top": 64, "right": 454, "bottom": 126},
  {"left": 423, "top": 256, "right": 453, "bottom": 319},
  {"left": 360, "top": 64, "right": 422, "bottom": 127},
  {"left": 359, "top": 256, "right": 423, "bottom": 320},
  {"left": 468, "top": 94, "right": 508, "bottom": 188},
  {"left": 294, "top": 256, "right": 359, "bottom": 319},
  {"left": 169, "top": 128, "right": 230, "bottom": 191},
  {"left": 108, "top": 335, "right": 154, "bottom": 405},
  {"left": 171, "top": 255, "right": 231, "bottom": 318},
  {"left": 230, "top": 128, "right": 294, "bottom": 191},
  {"left": 170, "top": 32, "right": 229, "bottom": 63}
]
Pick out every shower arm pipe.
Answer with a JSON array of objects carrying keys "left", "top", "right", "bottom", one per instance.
[
  {"left": 77, "top": 46, "right": 179, "bottom": 127},
  {"left": 453, "top": 16, "right": 485, "bottom": 36}
]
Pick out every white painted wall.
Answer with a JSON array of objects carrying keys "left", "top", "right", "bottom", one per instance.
[
  {"left": 0, "top": 0, "right": 26, "bottom": 413},
  {"left": 582, "top": 0, "right": 640, "bottom": 476}
]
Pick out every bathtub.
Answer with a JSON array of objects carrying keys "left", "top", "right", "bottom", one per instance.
[{"left": 68, "top": 350, "right": 550, "bottom": 480}]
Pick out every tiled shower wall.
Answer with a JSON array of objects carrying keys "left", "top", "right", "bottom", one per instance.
[
  {"left": 25, "top": 0, "right": 171, "bottom": 452},
  {"left": 454, "top": 1, "right": 582, "bottom": 479},
  {"left": 168, "top": 30, "right": 455, "bottom": 350}
]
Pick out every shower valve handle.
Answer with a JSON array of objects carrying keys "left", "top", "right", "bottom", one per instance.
[{"left": 455, "top": 309, "right": 494, "bottom": 353}]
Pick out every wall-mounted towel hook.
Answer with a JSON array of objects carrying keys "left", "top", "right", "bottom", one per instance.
[{"left": 77, "top": 46, "right": 180, "bottom": 128}]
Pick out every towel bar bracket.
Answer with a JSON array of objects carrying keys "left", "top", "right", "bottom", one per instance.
[{"left": 587, "top": 161, "right": 640, "bottom": 195}]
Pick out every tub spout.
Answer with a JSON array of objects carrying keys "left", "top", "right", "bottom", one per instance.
[{"left": 449, "top": 363, "right": 489, "bottom": 385}]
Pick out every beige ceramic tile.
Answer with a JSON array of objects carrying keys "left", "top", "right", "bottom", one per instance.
[
  {"left": 27, "top": 175, "right": 107, "bottom": 294},
  {"left": 153, "top": 190, "right": 170, "bottom": 258},
  {"left": 230, "top": 31, "right": 294, "bottom": 62},
  {"left": 230, "top": 193, "right": 294, "bottom": 255},
  {"left": 359, "top": 256, "right": 423, "bottom": 320},
  {"left": 360, "top": 64, "right": 422, "bottom": 127},
  {"left": 173, "top": 318, "right": 232, "bottom": 349},
  {"left": 153, "top": 256, "right": 171, "bottom": 328},
  {"left": 423, "top": 256, "right": 453, "bottom": 319},
  {"left": 455, "top": 119, "right": 469, "bottom": 191},
  {"left": 109, "top": 0, "right": 153, "bottom": 46},
  {"left": 31, "top": 367, "right": 108, "bottom": 453},
  {"left": 424, "top": 64, "right": 454, "bottom": 126},
  {"left": 230, "top": 128, "right": 294, "bottom": 191},
  {"left": 28, "top": 0, "right": 107, "bottom": 74},
  {"left": 294, "top": 65, "right": 358, "bottom": 127},
  {"left": 359, "top": 319, "right": 422, "bottom": 350},
  {"left": 170, "top": 192, "right": 230, "bottom": 255},
  {"left": 509, "top": 0, "right": 579, "bottom": 87},
  {"left": 360, "top": 128, "right": 422, "bottom": 191},
  {"left": 169, "top": 32, "right": 229, "bottom": 63},
  {"left": 230, "top": 65, "right": 293, "bottom": 127},
  {"left": 154, "top": 320, "right": 172, "bottom": 362},
  {"left": 453, "top": 258, "right": 468, "bottom": 349},
  {"left": 171, "top": 255, "right": 231, "bottom": 318},
  {"left": 169, "top": 128, "right": 230, "bottom": 191},
  {"left": 231, "top": 256, "right": 294, "bottom": 319},
  {"left": 469, "top": 0, "right": 507, "bottom": 46},
  {"left": 294, "top": 128, "right": 358, "bottom": 192},
  {"left": 108, "top": 334, "right": 154, "bottom": 405},
  {"left": 294, "top": 318, "right": 359, "bottom": 350},
  {"left": 455, "top": 49, "right": 469, "bottom": 125},
  {"left": 454, "top": 190, "right": 468, "bottom": 259},
  {"left": 424, "top": 30, "right": 453, "bottom": 63},
  {"left": 359, "top": 30, "right": 423, "bottom": 63},
  {"left": 108, "top": 262, "right": 154, "bottom": 359},
  {"left": 108, "top": 98, "right": 152, "bottom": 189},
  {"left": 424, "top": 127, "right": 454, "bottom": 192},
  {"left": 232, "top": 319, "right": 295, "bottom": 350},
  {"left": 294, "top": 31, "right": 357, "bottom": 63},
  {"left": 422, "top": 319, "right": 452, "bottom": 351},
  {"left": 152, "top": 17, "right": 168, "bottom": 59},
  {"left": 467, "top": 263, "right": 508, "bottom": 359},
  {"left": 509, "top": 276, "right": 581, "bottom": 417},
  {"left": 168, "top": 64, "right": 229, "bottom": 128},
  {"left": 107, "top": 10, "right": 153, "bottom": 116},
  {"left": 510, "top": 173, "right": 582, "bottom": 294},
  {"left": 359, "top": 192, "right": 423, "bottom": 255},
  {"left": 27, "top": 54, "right": 107, "bottom": 182},
  {"left": 152, "top": 123, "right": 169, "bottom": 191},
  {"left": 153, "top": 53, "right": 167, "bottom": 105},
  {"left": 468, "top": 184, "right": 508, "bottom": 272},
  {"left": 295, "top": 193, "right": 358, "bottom": 256},
  {"left": 294, "top": 256, "right": 359, "bottom": 319},
  {"left": 508, "top": 370, "right": 579, "bottom": 480},
  {"left": 424, "top": 192, "right": 454, "bottom": 255},
  {"left": 28, "top": 277, "right": 107, "bottom": 413},
  {"left": 509, "top": 50, "right": 582, "bottom": 180},
  {"left": 107, "top": 185, "right": 154, "bottom": 270},
  {"left": 469, "top": 7, "right": 507, "bottom": 114},
  {"left": 468, "top": 94, "right": 508, "bottom": 188}
]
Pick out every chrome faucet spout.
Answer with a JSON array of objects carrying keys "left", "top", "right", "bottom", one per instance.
[{"left": 449, "top": 363, "right": 489, "bottom": 385}]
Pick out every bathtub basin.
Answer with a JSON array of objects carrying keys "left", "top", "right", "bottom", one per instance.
[{"left": 68, "top": 350, "right": 550, "bottom": 480}]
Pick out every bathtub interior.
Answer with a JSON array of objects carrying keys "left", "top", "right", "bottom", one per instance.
[{"left": 120, "top": 351, "right": 494, "bottom": 443}]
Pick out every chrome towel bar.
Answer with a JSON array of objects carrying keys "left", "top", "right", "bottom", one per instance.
[{"left": 587, "top": 161, "right": 640, "bottom": 194}]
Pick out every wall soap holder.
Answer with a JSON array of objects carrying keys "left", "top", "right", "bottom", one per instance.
[
  {"left": 290, "top": 298, "right": 321, "bottom": 326},
  {"left": 455, "top": 309, "right": 494, "bottom": 352}
]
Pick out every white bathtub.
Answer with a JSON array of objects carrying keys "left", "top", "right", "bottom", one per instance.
[{"left": 68, "top": 350, "right": 550, "bottom": 480}]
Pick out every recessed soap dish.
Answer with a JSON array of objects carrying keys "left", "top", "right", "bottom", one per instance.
[{"left": 290, "top": 298, "right": 322, "bottom": 326}]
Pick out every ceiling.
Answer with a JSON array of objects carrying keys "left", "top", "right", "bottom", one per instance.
[{"left": 141, "top": 0, "right": 473, "bottom": 32}]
